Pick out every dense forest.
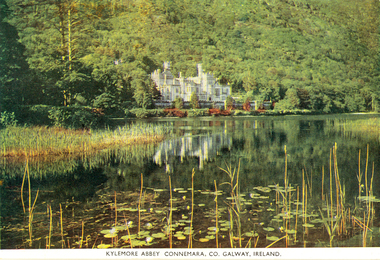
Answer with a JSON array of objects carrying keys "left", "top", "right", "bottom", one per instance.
[{"left": 1, "top": 0, "right": 380, "bottom": 123}]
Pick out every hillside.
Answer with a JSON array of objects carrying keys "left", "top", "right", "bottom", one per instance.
[{"left": 1, "top": 0, "right": 379, "bottom": 115}]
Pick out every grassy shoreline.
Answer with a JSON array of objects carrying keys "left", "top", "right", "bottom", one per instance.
[{"left": 1, "top": 123, "right": 172, "bottom": 159}]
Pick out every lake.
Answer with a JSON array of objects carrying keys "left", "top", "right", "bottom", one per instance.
[{"left": 1, "top": 114, "right": 380, "bottom": 249}]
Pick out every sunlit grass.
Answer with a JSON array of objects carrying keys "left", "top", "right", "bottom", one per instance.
[{"left": 0, "top": 123, "right": 173, "bottom": 159}]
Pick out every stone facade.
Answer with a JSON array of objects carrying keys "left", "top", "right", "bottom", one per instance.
[{"left": 151, "top": 62, "right": 231, "bottom": 106}]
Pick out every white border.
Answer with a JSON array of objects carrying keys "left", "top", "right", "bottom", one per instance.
[{"left": 1, "top": 248, "right": 380, "bottom": 260}]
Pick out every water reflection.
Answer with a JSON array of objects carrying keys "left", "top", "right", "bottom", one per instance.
[
  {"left": 2, "top": 114, "right": 380, "bottom": 249},
  {"left": 153, "top": 132, "right": 232, "bottom": 172}
]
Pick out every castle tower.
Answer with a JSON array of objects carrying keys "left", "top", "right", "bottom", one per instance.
[
  {"left": 197, "top": 64, "right": 203, "bottom": 76},
  {"left": 163, "top": 61, "right": 171, "bottom": 71}
]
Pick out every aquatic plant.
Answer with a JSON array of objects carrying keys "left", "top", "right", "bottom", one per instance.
[{"left": 0, "top": 123, "right": 173, "bottom": 160}]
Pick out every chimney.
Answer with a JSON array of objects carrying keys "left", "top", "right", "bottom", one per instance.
[
  {"left": 163, "top": 61, "right": 171, "bottom": 71},
  {"left": 197, "top": 64, "right": 203, "bottom": 76}
]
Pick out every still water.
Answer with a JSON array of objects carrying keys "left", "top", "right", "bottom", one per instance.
[{"left": 1, "top": 114, "right": 380, "bottom": 249}]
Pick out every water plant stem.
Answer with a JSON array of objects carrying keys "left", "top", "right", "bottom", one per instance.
[
  {"left": 48, "top": 205, "right": 52, "bottom": 249},
  {"left": 138, "top": 173, "right": 143, "bottom": 234},
  {"left": 60, "top": 204, "right": 65, "bottom": 248},
  {"left": 188, "top": 169, "right": 195, "bottom": 249},
  {"left": 214, "top": 180, "right": 219, "bottom": 248},
  {"left": 80, "top": 221, "right": 84, "bottom": 248},
  {"left": 114, "top": 191, "right": 117, "bottom": 227},
  {"left": 169, "top": 175, "right": 173, "bottom": 248}
]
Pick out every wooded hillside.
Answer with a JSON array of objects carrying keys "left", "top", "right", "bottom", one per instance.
[{"left": 1, "top": 0, "right": 379, "bottom": 115}]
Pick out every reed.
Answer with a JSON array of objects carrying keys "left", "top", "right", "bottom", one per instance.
[
  {"left": 123, "top": 213, "right": 133, "bottom": 249},
  {"left": 48, "top": 205, "right": 52, "bottom": 249},
  {"left": 219, "top": 160, "right": 242, "bottom": 247},
  {"left": 24, "top": 157, "right": 39, "bottom": 247},
  {"left": 79, "top": 221, "right": 84, "bottom": 248},
  {"left": 114, "top": 191, "right": 117, "bottom": 227},
  {"left": 266, "top": 235, "right": 287, "bottom": 248},
  {"left": 188, "top": 169, "right": 195, "bottom": 249},
  {"left": 168, "top": 175, "right": 173, "bottom": 248},
  {"left": 214, "top": 180, "right": 219, "bottom": 248},
  {"left": 60, "top": 204, "right": 65, "bottom": 248},
  {"left": 138, "top": 174, "right": 143, "bottom": 234},
  {"left": 0, "top": 123, "right": 173, "bottom": 160}
]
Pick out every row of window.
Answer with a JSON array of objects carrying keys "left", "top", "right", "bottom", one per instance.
[{"left": 161, "top": 87, "right": 229, "bottom": 96}]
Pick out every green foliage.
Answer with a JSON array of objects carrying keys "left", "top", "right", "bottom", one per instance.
[
  {"left": 187, "top": 109, "right": 209, "bottom": 117},
  {"left": 243, "top": 97, "right": 251, "bottom": 111},
  {"left": 19, "top": 105, "right": 106, "bottom": 129},
  {"left": 130, "top": 108, "right": 166, "bottom": 119},
  {"left": 93, "top": 93, "right": 117, "bottom": 114},
  {"left": 190, "top": 92, "right": 200, "bottom": 109},
  {"left": 225, "top": 95, "right": 234, "bottom": 110},
  {"left": 0, "top": 111, "right": 17, "bottom": 127},
  {"left": 2, "top": 0, "right": 380, "bottom": 115},
  {"left": 48, "top": 107, "right": 70, "bottom": 127},
  {"left": 174, "top": 97, "right": 184, "bottom": 109},
  {"left": 275, "top": 88, "right": 300, "bottom": 110}
]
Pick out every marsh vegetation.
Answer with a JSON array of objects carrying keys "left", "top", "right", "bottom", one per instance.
[{"left": 1, "top": 115, "right": 380, "bottom": 249}]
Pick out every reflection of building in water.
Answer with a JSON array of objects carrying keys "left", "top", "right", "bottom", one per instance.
[{"left": 153, "top": 133, "right": 232, "bottom": 172}]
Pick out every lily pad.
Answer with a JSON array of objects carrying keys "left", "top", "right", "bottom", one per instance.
[
  {"left": 152, "top": 233, "right": 166, "bottom": 238},
  {"left": 266, "top": 236, "right": 279, "bottom": 241},
  {"left": 302, "top": 223, "right": 315, "bottom": 228},
  {"left": 100, "top": 228, "right": 118, "bottom": 235},
  {"left": 207, "top": 227, "right": 219, "bottom": 231},
  {"left": 114, "top": 226, "right": 127, "bottom": 231},
  {"left": 131, "top": 240, "right": 146, "bottom": 247},
  {"left": 177, "top": 235, "right": 187, "bottom": 240},
  {"left": 263, "top": 227, "right": 275, "bottom": 232},
  {"left": 97, "top": 244, "right": 111, "bottom": 249},
  {"left": 121, "top": 234, "right": 137, "bottom": 240},
  {"left": 104, "top": 233, "right": 118, "bottom": 238},
  {"left": 205, "top": 235, "right": 215, "bottom": 239},
  {"left": 199, "top": 238, "right": 209, "bottom": 242}
]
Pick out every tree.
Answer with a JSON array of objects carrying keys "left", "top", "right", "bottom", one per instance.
[
  {"left": 190, "top": 92, "right": 199, "bottom": 109},
  {"left": 225, "top": 95, "right": 234, "bottom": 110},
  {"left": 0, "top": 0, "right": 29, "bottom": 111},
  {"left": 174, "top": 97, "right": 184, "bottom": 109},
  {"left": 243, "top": 97, "right": 251, "bottom": 111}
]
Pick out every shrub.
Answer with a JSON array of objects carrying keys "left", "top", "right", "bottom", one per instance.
[
  {"left": 225, "top": 95, "right": 234, "bottom": 110},
  {"left": 174, "top": 97, "right": 184, "bottom": 109},
  {"left": 190, "top": 92, "right": 200, "bottom": 109},
  {"left": 164, "top": 108, "right": 187, "bottom": 117},
  {"left": 130, "top": 108, "right": 150, "bottom": 119},
  {"left": 48, "top": 107, "right": 70, "bottom": 127},
  {"left": 187, "top": 108, "right": 208, "bottom": 117},
  {"left": 18, "top": 105, "right": 107, "bottom": 129},
  {"left": 0, "top": 111, "right": 18, "bottom": 127}
]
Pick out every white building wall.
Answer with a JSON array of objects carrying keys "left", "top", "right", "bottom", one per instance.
[{"left": 151, "top": 62, "right": 231, "bottom": 104}]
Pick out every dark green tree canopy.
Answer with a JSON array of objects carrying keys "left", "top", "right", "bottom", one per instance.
[{"left": 2, "top": 0, "right": 379, "bottom": 114}]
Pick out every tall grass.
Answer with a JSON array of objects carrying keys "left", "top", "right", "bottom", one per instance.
[
  {"left": 220, "top": 160, "right": 242, "bottom": 248},
  {"left": 20, "top": 158, "right": 40, "bottom": 247},
  {"left": 0, "top": 123, "right": 173, "bottom": 159}
]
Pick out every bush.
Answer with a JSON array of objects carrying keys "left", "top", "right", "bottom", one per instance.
[
  {"left": 48, "top": 107, "right": 70, "bottom": 127},
  {"left": 164, "top": 108, "right": 187, "bottom": 117},
  {"left": 130, "top": 108, "right": 150, "bottom": 119},
  {"left": 187, "top": 108, "right": 209, "bottom": 117},
  {"left": 129, "top": 108, "right": 166, "bottom": 118},
  {"left": 18, "top": 105, "right": 107, "bottom": 129},
  {"left": 174, "top": 97, "right": 184, "bottom": 109},
  {"left": 0, "top": 111, "right": 18, "bottom": 127}
]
